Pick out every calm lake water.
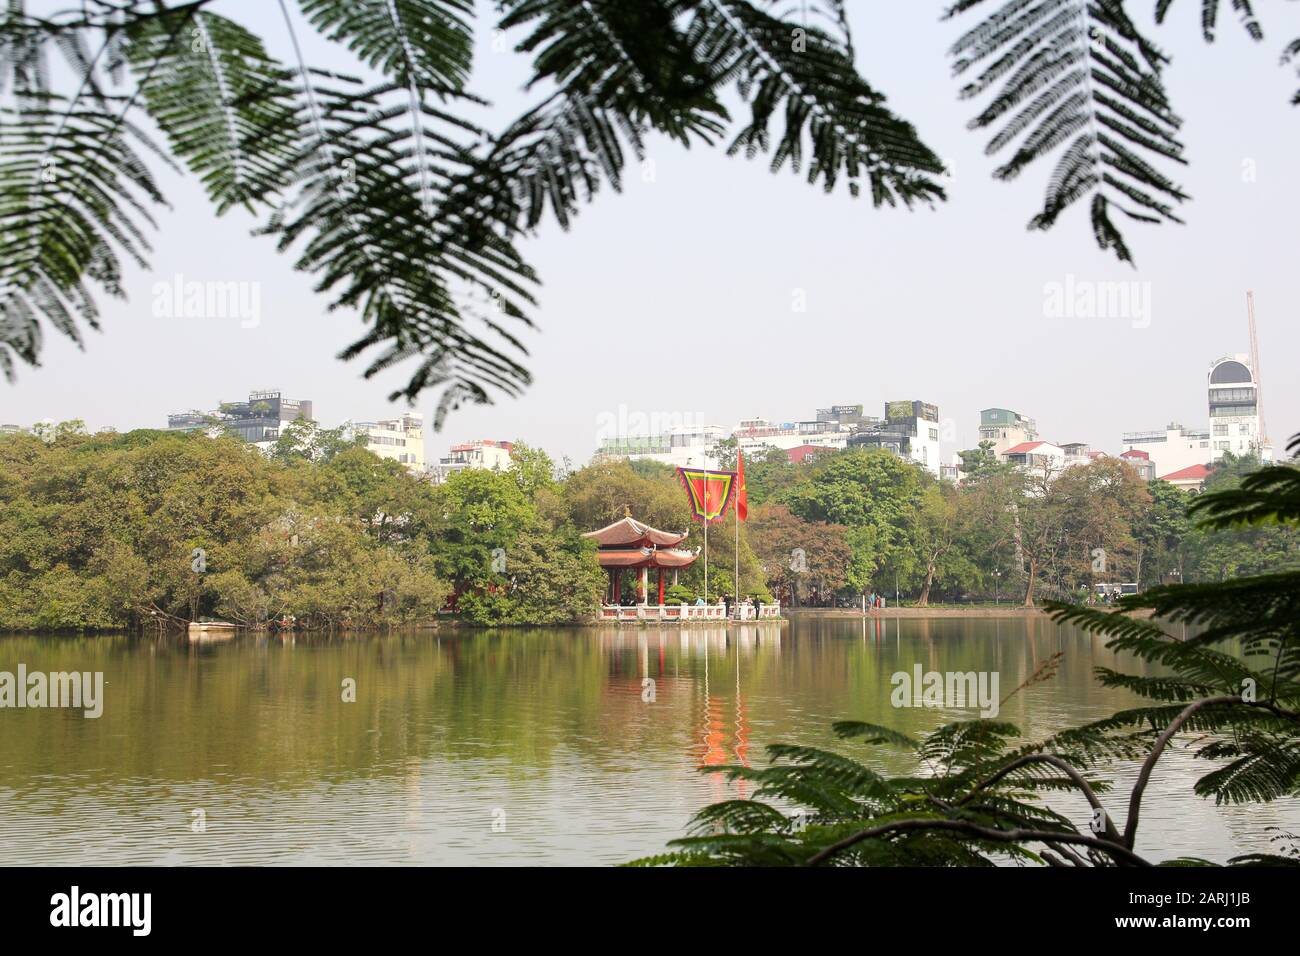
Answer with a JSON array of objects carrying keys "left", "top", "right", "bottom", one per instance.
[{"left": 1, "top": 616, "right": 1295, "bottom": 865}]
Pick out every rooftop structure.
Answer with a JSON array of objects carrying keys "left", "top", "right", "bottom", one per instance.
[
  {"left": 979, "top": 408, "right": 1038, "bottom": 455},
  {"left": 847, "top": 401, "right": 941, "bottom": 476},
  {"left": 167, "top": 388, "right": 313, "bottom": 451}
]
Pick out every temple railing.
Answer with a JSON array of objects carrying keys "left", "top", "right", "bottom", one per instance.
[{"left": 597, "top": 603, "right": 781, "bottom": 622}]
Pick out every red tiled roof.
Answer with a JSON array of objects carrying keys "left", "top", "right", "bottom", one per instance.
[
  {"left": 1121, "top": 449, "right": 1150, "bottom": 460},
  {"left": 594, "top": 547, "right": 699, "bottom": 569},
  {"left": 1003, "top": 441, "right": 1048, "bottom": 455},
  {"left": 1160, "top": 463, "right": 1211, "bottom": 481},
  {"left": 582, "top": 515, "right": 688, "bottom": 548}
]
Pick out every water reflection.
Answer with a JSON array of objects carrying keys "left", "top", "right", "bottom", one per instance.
[{"left": 0, "top": 619, "right": 1293, "bottom": 865}]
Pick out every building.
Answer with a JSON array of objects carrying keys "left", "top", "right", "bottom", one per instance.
[
  {"left": 1161, "top": 463, "right": 1212, "bottom": 493},
  {"left": 1000, "top": 440, "right": 1066, "bottom": 474},
  {"left": 815, "top": 404, "right": 876, "bottom": 428},
  {"left": 350, "top": 413, "right": 425, "bottom": 473},
  {"left": 940, "top": 457, "right": 962, "bottom": 483},
  {"left": 0, "top": 424, "right": 25, "bottom": 435},
  {"left": 1122, "top": 423, "right": 1211, "bottom": 480},
  {"left": 430, "top": 439, "right": 514, "bottom": 483},
  {"left": 1121, "top": 353, "right": 1274, "bottom": 479},
  {"left": 583, "top": 515, "right": 698, "bottom": 606},
  {"left": 1060, "top": 442, "right": 1097, "bottom": 469},
  {"left": 1207, "top": 354, "right": 1272, "bottom": 462},
  {"left": 978, "top": 408, "right": 1038, "bottom": 455},
  {"left": 593, "top": 424, "right": 728, "bottom": 469},
  {"left": 733, "top": 418, "right": 849, "bottom": 458},
  {"left": 167, "top": 388, "right": 313, "bottom": 452},
  {"left": 1119, "top": 449, "right": 1155, "bottom": 482},
  {"left": 847, "top": 401, "right": 942, "bottom": 476},
  {"left": 786, "top": 444, "right": 838, "bottom": 465}
]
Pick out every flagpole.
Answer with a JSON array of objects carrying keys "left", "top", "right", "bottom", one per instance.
[
  {"left": 704, "top": 510, "right": 709, "bottom": 605},
  {"left": 734, "top": 462, "right": 740, "bottom": 620}
]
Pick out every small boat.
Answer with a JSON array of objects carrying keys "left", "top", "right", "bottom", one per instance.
[{"left": 188, "top": 620, "right": 237, "bottom": 641}]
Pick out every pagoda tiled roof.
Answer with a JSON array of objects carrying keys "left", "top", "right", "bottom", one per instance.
[{"left": 582, "top": 515, "right": 688, "bottom": 548}]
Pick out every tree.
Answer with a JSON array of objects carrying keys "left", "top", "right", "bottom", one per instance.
[
  {"left": 957, "top": 440, "right": 998, "bottom": 480},
  {"left": 0, "top": 425, "right": 455, "bottom": 630},
  {"left": 1135, "top": 478, "right": 1195, "bottom": 588},
  {"left": 747, "top": 502, "right": 851, "bottom": 606},
  {"left": 507, "top": 441, "right": 556, "bottom": 499},
  {"left": 1054, "top": 457, "right": 1151, "bottom": 595},
  {"left": 455, "top": 525, "right": 605, "bottom": 626},
  {"left": 909, "top": 482, "right": 972, "bottom": 607},
  {"left": 270, "top": 420, "right": 366, "bottom": 464},
  {"left": 783, "top": 449, "right": 925, "bottom": 594},
  {"left": 562, "top": 460, "right": 691, "bottom": 532},
  {"left": 742, "top": 445, "right": 800, "bottom": 506}
]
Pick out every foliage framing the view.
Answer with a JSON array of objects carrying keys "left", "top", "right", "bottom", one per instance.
[
  {"left": 636, "top": 435, "right": 1300, "bottom": 866},
  {"left": 2, "top": 1, "right": 1295, "bottom": 421}
]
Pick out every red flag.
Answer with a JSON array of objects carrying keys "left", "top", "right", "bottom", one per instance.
[
  {"left": 676, "top": 467, "right": 736, "bottom": 524},
  {"left": 736, "top": 448, "right": 748, "bottom": 521}
]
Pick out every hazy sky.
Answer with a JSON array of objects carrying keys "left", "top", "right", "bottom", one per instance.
[{"left": 4, "top": 2, "right": 1299, "bottom": 466}]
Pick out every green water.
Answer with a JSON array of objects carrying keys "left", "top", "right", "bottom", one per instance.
[{"left": 0, "top": 617, "right": 1293, "bottom": 865}]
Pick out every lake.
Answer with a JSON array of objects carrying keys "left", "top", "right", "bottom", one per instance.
[{"left": 1, "top": 616, "right": 1294, "bottom": 865}]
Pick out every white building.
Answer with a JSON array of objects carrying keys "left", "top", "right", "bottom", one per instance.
[
  {"left": 593, "top": 424, "right": 728, "bottom": 469},
  {"left": 732, "top": 418, "right": 849, "bottom": 458},
  {"left": 847, "top": 401, "right": 942, "bottom": 477},
  {"left": 351, "top": 413, "right": 425, "bottom": 473},
  {"left": 430, "top": 439, "right": 514, "bottom": 483},
  {"left": 1121, "top": 424, "right": 1211, "bottom": 479},
  {"left": 1122, "top": 353, "right": 1274, "bottom": 480},
  {"left": 1207, "top": 354, "right": 1272, "bottom": 463},
  {"left": 999, "top": 440, "right": 1066, "bottom": 474}
]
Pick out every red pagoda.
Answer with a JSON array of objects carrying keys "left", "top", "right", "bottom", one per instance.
[{"left": 583, "top": 513, "right": 698, "bottom": 605}]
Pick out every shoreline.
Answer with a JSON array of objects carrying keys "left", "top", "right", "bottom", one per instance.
[{"left": 784, "top": 606, "right": 1051, "bottom": 618}]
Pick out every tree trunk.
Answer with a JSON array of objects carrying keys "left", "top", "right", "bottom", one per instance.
[
  {"left": 1023, "top": 561, "right": 1037, "bottom": 607},
  {"left": 917, "top": 562, "right": 936, "bottom": 607}
]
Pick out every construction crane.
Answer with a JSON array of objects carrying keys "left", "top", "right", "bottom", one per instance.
[{"left": 1246, "top": 290, "right": 1267, "bottom": 447}]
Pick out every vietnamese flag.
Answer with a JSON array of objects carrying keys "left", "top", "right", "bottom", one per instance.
[{"left": 736, "top": 448, "right": 748, "bottom": 521}]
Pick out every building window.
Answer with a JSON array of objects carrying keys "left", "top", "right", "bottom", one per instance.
[
  {"left": 1214, "top": 440, "right": 1230, "bottom": 450},
  {"left": 929, "top": 428, "right": 939, "bottom": 441},
  {"left": 1213, "top": 424, "right": 1228, "bottom": 436}
]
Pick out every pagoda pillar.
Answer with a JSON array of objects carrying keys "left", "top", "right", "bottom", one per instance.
[
  {"left": 638, "top": 566, "right": 649, "bottom": 605},
  {"left": 657, "top": 568, "right": 665, "bottom": 605}
]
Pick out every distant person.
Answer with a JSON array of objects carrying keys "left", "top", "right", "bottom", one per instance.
[{"left": 695, "top": 596, "right": 705, "bottom": 606}]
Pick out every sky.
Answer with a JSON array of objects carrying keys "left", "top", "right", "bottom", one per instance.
[{"left": 4, "top": 1, "right": 1299, "bottom": 466}]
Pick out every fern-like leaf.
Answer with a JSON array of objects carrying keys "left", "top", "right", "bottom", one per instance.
[{"left": 948, "top": 0, "right": 1189, "bottom": 264}]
